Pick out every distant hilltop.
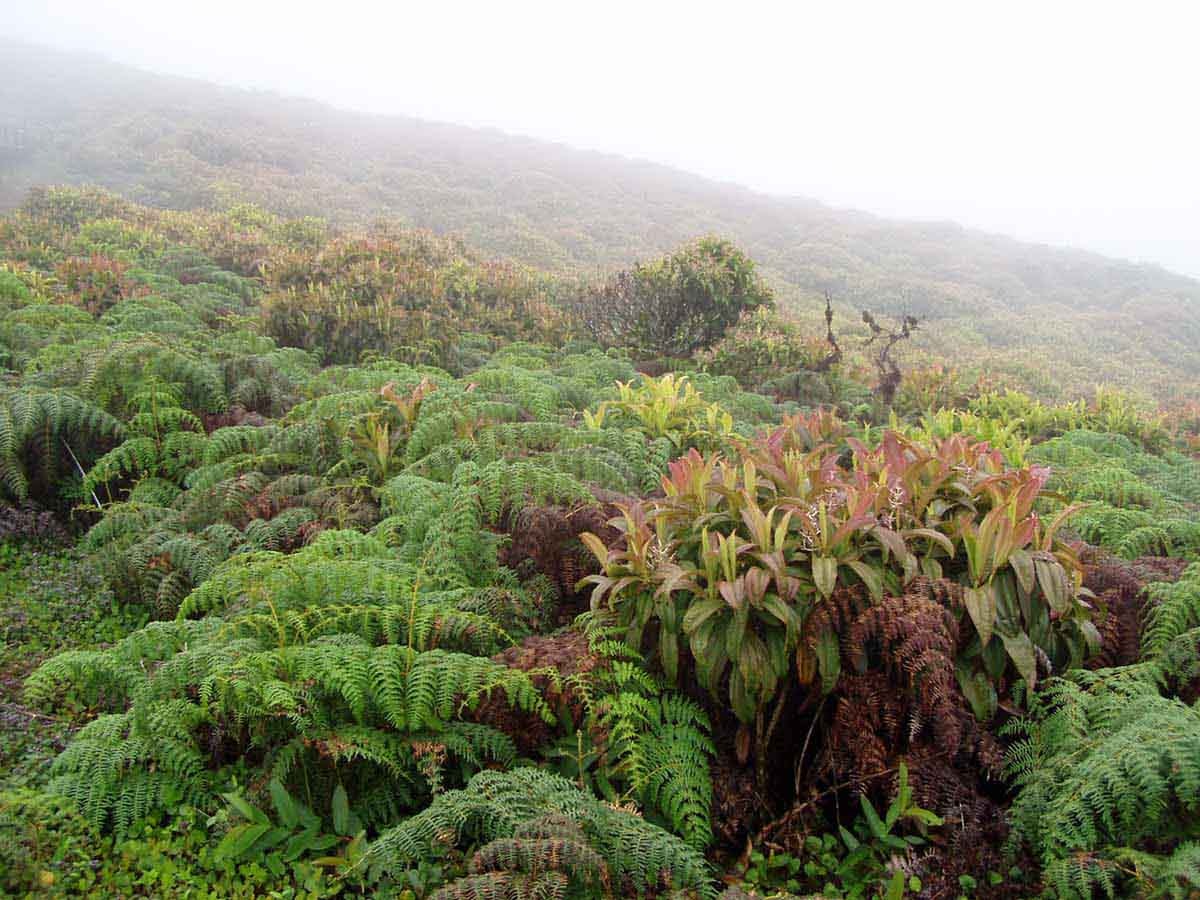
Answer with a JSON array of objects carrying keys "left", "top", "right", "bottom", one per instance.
[{"left": 2, "top": 37, "right": 1199, "bottom": 402}]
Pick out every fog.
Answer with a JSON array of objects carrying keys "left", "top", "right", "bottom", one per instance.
[{"left": 7, "top": 0, "right": 1199, "bottom": 277}]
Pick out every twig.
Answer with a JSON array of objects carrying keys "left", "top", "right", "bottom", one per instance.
[
  {"left": 0, "top": 702, "right": 62, "bottom": 724},
  {"left": 763, "top": 679, "right": 790, "bottom": 753},
  {"left": 62, "top": 437, "right": 101, "bottom": 507},
  {"left": 792, "top": 694, "right": 827, "bottom": 797},
  {"left": 760, "top": 747, "right": 953, "bottom": 847},
  {"left": 757, "top": 767, "right": 896, "bottom": 849}
]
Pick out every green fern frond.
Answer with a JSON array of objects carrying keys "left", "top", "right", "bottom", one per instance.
[{"left": 368, "top": 769, "right": 715, "bottom": 897}]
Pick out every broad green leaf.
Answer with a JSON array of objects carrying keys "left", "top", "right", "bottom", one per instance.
[
  {"left": 729, "top": 668, "right": 755, "bottom": 723},
  {"left": 813, "top": 555, "right": 837, "bottom": 599},
  {"left": 1035, "top": 557, "right": 1072, "bottom": 614},
  {"left": 1001, "top": 630, "right": 1037, "bottom": 690},
  {"left": 215, "top": 823, "right": 270, "bottom": 861},
  {"left": 738, "top": 631, "right": 770, "bottom": 694},
  {"left": 284, "top": 827, "right": 321, "bottom": 862},
  {"left": 682, "top": 595, "right": 725, "bottom": 633},
  {"left": 269, "top": 779, "right": 300, "bottom": 829},
  {"left": 962, "top": 530, "right": 983, "bottom": 583},
  {"left": 308, "top": 834, "right": 340, "bottom": 852},
  {"left": 223, "top": 793, "right": 270, "bottom": 826},
  {"left": 884, "top": 789, "right": 902, "bottom": 830},
  {"left": 839, "top": 825, "right": 860, "bottom": 852},
  {"left": 760, "top": 594, "right": 798, "bottom": 636},
  {"left": 994, "top": 574, "right": 1022, "bottom": 635},
  {"left": 661, "top": 629, "right": 679, "bottom": 682},
  {"left": 332, "top": 784, "right": 350, "bottom": 837},
  {"left": 816, "top": 628, "right": 841, "bottom": 694},
  {"left": 846, "top": 559, "right": 883, "bottom": 602},
  {"left": 982, "top": 633, "right": 1007, "bottom": 680},
  {"left": 1009, "top": 548, "right": 1035, "bottom": 596},
  {"left": 765, "top": 627, "right": 789, "bottom": 680},
  {"left": 872, "top": 526, "right": 908, "bottom": 561},
  {"left": 955, "top": 663, "right": 997, "bottom": 721},
  {"left": 909, "top": 808, "right": 944, "bottom": 827},
  {"left": 896, "top": 762, "right": 911, "bottom": 811},
  {"left": 689, "top": 616, "right": 716, "bottom": 659},
  {"left": 906, "top": 527, "right": 955, "bottom": 557},
  {"left": 860, "top": 794, "right": 887, "bottom": 840},
  {"left": 964, "top": 583, "right": 997, "bottom": 647},
  {"left": 255, "top": 827, "right": 291, "bottom": 853},
  {"left": 725, "top": 603, "right": 750, "bottom": 660}
]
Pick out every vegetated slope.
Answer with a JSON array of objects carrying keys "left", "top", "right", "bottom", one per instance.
[
  {"left": 2, "top": 38, "right": 1199, "bottom": 401},
  {"left": 3, "top": 178, "right": 1200, "bottom": 899}
]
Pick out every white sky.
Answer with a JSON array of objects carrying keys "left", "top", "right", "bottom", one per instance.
[{"left": 7, "top": 0, "right": 1200, "bottom": 277}]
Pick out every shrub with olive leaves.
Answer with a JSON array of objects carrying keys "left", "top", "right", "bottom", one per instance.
[{"left": 581, "top": 411, "right": 1097, "bottom": 780}]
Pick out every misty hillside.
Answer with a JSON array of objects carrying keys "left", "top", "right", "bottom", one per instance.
[
  {"left": 2, "top": 38, "right": 1198, "bottom": 400},
  {"left": 8, "top": 13, "right": 1200, "bottom": 898}
]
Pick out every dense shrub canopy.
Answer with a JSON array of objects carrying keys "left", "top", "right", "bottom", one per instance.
[
  {"left": 568, "top": 237, "right": 774, "bottom": 357},
  {"left": 261, "top": 230, "right": 570, "bottom": 367}
]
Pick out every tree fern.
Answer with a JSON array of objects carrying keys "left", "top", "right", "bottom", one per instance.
[
  {"left": 32, "top": 634, "right": 551, "bottom": 832},
  {"left": 1007, "top": 678, "right": 1200, "bottom": 858},
  {"left": 222, "top": 601, "right": 510, "bottom": 655},
  {"left": 1032, "top": 431, "right": 1200, "bottom": 558},
  {"left": 1143, "top": 564, "right": 1200, "bottom": 658},
  {"left": 1006, "top": 566, "right": 1200, "bottom": 897},
  {"left": 203, "top": 424, "right": 279, "bottom": 464},
  {"left": 0, "top": 387, "right": 124, "bottom": 503},
  {"left": 563, "top": 622, "right": 716, "bottom": 850},
  {"left": 239, "top": 506, "right": 317, "bottom": 551},
  {"left": 46, "top": 702, "right": 211, "bottom": 834},
  {"left": 472, "top": 460, "right": 593, "bottom": 524},
  {"left": 367, "top": 769, "right": 715, "bottom": 898}
]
